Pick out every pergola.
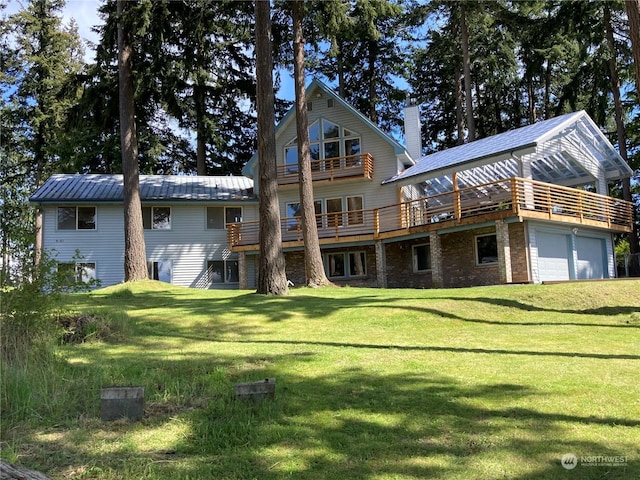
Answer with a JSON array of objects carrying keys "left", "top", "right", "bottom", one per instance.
[{"left": 384, "top": 111, "right": 633, "bottom": 207}]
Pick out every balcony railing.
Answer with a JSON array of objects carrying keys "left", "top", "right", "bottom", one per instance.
[
  {"left": 228, "top": 177, "right": 633, "bottom": 249},
  {"left": 277, "top": 153, "right": 374, "bottom": 185}
]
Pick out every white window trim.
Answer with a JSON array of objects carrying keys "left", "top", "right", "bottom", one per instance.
[
  {"left": 147, "top": 260, "right": 172, "bottom": 283},
  {"left": 143, "top": 206, "right": 172, "bottom": 230},
  {"left": 224, "top": 206, "right": 243, "bottom": 229},
  {"left": 325, "top": 251, "right": 367, "bottom": 279},
  {"left": 207, "top": 259, "right": 240, "bottom": 284},
  {"left": 283, "top": 119, "right": 361, "bottom": 165},
  {"left": 57, "top": 206, "right": 97, "bottom": 231}
]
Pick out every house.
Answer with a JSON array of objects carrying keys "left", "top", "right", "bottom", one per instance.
[
  {"left": 29, "top": 175, "right": 257, "bottom": 289},
  {"left": 30, "top": 79, "right": 634, "bottom": 289}
]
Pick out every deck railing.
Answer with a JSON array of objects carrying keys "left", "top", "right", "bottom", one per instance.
[
  {"left": 228, "top": 177, "right": 633, "bottom": 249},
  {"left": 276, "top": 153, "right": 374, "bottom": 185}
]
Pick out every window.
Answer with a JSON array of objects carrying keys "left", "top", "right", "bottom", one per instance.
[
  {"left": 57, "top": 262, "right": 96, "bottom": 284},
  {"left": 349, "top": 252, "right": 366, "bottom": 276},
  {"left": 57, "top": 207, "right": 96, "bottom": 230},
  {"left": 327, "top": 253, "right": 345, "bottom": 277},
  {"left": 284, "top": 120, "right": 361, "bottom": 169},
  {"left": 284, "top": 146, "right": 299, "bottom": 174},
  {"left": 347, "top": 196, "right": 364, "bottom": 225},
  {"left": 476, "top": 234, "right": 498, "bottom": 265},
  {"left": 142, "top": 207, "right": 171, "bottom": 230},
  {"left": 413, "top": 244, "right": 431, "bottom": 272},
  {"left": 207, "top": 259, "right": 239, "bottom": 284},
  {"left": 147, "top": 260, "right": 172, "bottom": 283},
  {"left": 326, "top": 251, "right": 366, "bottom": 279},
  {"left": 286, "top": 201, "right": 322, "bottom": 230},
  {"left": 326, "top": 198, "right": 343, "bottom": 228},
  {"left": 207, "top": 207, "right": 242, "bottom": 229}
]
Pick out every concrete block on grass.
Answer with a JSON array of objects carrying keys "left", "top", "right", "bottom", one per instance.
[
  {"left": 100, "top": 386, "right": 144, "bottom": 421},
  {"left": 234, "top": 378, "right": 276, "bottom": 401}
]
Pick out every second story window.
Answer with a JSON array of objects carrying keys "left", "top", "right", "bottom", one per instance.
[
  {"left": 207, "top": 206, "right": 242, "bottom": 229},
  {"left": 142, "top": 207, "right": 171, "bottom": 230},
  {"left": 57, "top": 206, "right": 96, "bottom": 230}
]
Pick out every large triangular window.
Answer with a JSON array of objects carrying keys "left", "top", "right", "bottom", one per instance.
[{"left": 284, "top": 120, "right": 361, "bottom": 174}]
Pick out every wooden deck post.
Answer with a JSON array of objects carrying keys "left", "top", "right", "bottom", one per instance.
[{"left": 452, "top": 172, "right": 461, "bottom": 221}]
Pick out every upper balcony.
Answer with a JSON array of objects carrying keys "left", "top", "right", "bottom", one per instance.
[
  {"left": 228, "top": 177, "right": 633, "bottom": 251},
  {"left": 276, "top": 153, "right": 374, "bottom": 185}
]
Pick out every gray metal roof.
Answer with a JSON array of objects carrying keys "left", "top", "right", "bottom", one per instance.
[
  {"left": 30, "top": 174, "right": 256, "bottom": 203},
  {"left": 384, "top": 111, "right": 633, "bottom": 195}
]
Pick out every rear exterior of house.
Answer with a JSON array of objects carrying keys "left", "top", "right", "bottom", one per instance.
[
  {"left": 30, "top": 175, "right": 259, "bottom": 289},
  {"left": 30, "top": 79, "right": 634, "bottom": 290}
]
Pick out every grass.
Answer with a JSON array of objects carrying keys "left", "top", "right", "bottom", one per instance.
[{"left": 1, "top": 279, "right": 639, "bottom": 479}]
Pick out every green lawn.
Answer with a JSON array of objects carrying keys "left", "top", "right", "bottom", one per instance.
[{"left": 2, "top": 280, "right": 640, "bottom": 479}]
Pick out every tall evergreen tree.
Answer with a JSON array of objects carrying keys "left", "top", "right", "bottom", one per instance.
[
  {"left": 625, "top": 0, "right": 640, "bottom": 105},
  {"left": 117, "top": 0, "right": 147, "bottom": 282},
  {"left": 255, "top": 0, "right": 288, "bottom": 295},
  {"left": 292, "top": 0, "right": 329, "bottom": 287},
  {"left": 305, "top": 0, "right": 407, "bottom": 132},
  {"left": 0, "top": 0, "right": 84, "bottom": 265}
]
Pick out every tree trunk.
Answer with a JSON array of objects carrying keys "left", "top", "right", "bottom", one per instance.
[
  {"left": 195, "top": 82, "right": 207, "bottom": 175},
  {"left": 460, "top": 2, "right": 475, "bottom": 142},
  {"left": 292, "top": 0, "right": 329, "bottom": 288},
  {"left": 255, "top": 0, "right": 288, "bottom": 295},
  {"left": 606, "top": 4, "right": 639, "bottom": 254},
  {"left": 118, "top": 0, "right": 148, "bottom": 281},
  {"left": 0, "top": 460, "right": 51, "bottom": 479},
  {"left": 456, "top": 67, "right": 464, "bottom": 145},
  {"left": 367, "top": 39, "right": 377, "bottom": 124},
  {"left": 625, "top": 0, "right": 640, "bottom": 106}
]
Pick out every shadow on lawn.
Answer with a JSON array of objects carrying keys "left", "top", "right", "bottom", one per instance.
[
  {"left": 89, "top": 287, "right": 640, "bottom": 332},
  {"left": 29, "top": 287, "right": 635, "bottom": 478},
  {"left": 20, "top": 366, "right": 638, "bottom": 480}
]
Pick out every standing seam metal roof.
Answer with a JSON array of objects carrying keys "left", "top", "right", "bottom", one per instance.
[
  {"left": 383, "top": 110, "right": 631, "bottom": 185},
  {"left": 29, "top": 174, "right": 256, "bottom": 203}
]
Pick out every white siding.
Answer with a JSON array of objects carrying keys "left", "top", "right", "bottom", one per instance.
[
  {"left": 42, "top": 202, "right": 258, "bottom": 290},
  {"left": 275, "top": 90, "right": 402, "bottom": 214},
  {"left": 42, "top": 204, "right": 126, "bottom": 287}
]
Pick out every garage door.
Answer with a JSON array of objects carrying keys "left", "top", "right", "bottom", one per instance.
[
  {"left": 576, "top": 236, "right": 605, "bottom": 280},
  {"left": 537, "top": 231, "right": 571, "bottom": 281}
]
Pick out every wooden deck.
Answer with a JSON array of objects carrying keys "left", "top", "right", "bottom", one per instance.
[
  {"left": 228, "top": 177, "right": 633, "bottom": 251},
  {"left": 277, "top": 153, "right": 374, "bottom": 185}
]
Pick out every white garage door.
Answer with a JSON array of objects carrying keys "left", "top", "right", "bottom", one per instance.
[
  {"left": 537, "top": 231, "right": 571, "bottom": 281},
  {"left": 576, "top": 236, "right": 605, "bottom": 280}
]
